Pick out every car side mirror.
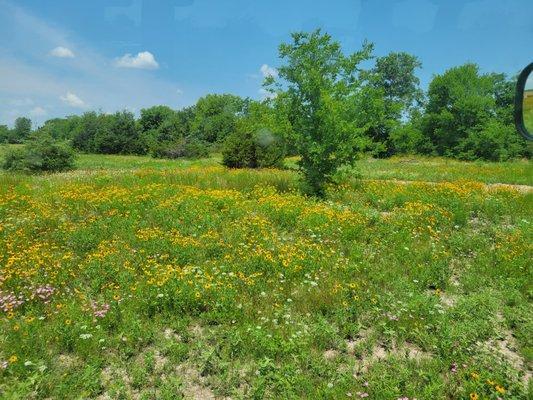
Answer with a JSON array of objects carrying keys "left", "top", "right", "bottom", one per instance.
[{"left": 515, "top": 62, "right": 533, "bottom": 140}]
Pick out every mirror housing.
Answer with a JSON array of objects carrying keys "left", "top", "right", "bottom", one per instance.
[{"left": 515, "top": 62, "right": 533, "bottom": 140}]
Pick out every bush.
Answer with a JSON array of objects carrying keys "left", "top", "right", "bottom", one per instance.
[
  {"left": 456, "top": 120, "right": 528, "bottom": 161},
  {"left": 152, "top": 137, "right": 209, "bottom": 159},
  {"left": 2, "top": 135, "right": 76, "bottom": 173},
  {"left": 222, "top": 128, "right": 285, "bottom": 169}
]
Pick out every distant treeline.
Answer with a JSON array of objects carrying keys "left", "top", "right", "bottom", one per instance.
[{"left": 1, "top": 55, "right": 530, "bottom": 163}]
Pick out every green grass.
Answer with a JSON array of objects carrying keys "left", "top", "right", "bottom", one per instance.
[{"left": 0, "top": 150, "right": 532, "bottom": 399}]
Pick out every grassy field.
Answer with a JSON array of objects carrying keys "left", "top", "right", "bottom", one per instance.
[{"left": 0, "top": 151, "right": 532, "bottom": 399}]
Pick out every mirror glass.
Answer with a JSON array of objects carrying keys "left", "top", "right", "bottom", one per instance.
[{"left": 524, "top": 72, "right": 533, "bottom": 134}]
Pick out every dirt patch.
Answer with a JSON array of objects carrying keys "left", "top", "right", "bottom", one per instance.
[
  {"left": 175, "top": 364, "right": 216, "bottom": 400},
  {"left": 57, "top": 354, "right": 80, "bottom": 369},
  {"left": 323, "top": 349, "right": 339, "bottom": 360},
  {"left": 355, "top": 341, "right": 432, "bottom": 376},
  {"left": 439, "top": 292, "right": 457, "bottom": 308},
  {"left": 485, "top": 313, "right": 533, "bottom": 387},
  {"left": 163, "top": 327, "right": 181, "bottom": 341},
  {"left": 100, "top": 365, "right": 139, "bottom": 400},
  {"left": 346, "top": 329, "right": 373, "bottom": 354}
]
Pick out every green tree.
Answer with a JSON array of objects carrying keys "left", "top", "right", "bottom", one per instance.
[
  {"left": 139, "top": 105, "right": 175, "bottom": 133},
  {"left": 158, "top": 106, "right": 196, "bottom": 142},
  {"left": 421, "top": 64, "right": 496, "bottom": 156},
  {"left": 267, "top": 29, "right": 375, "bottom": 195},
  {"left": 0, "top": 125, "right": 9, "bottom": 143},
  {"left": 370, "top": 52, "right": 423, "bottom": 155},
  {"left": 93, "top": 111, "right": 144, "bottom": 154},
  {"left": 490, "top": 72, "right": 515, "bottom": 125},
  {"left": 191, "top": 94, "right": 245, "bottom": 143},
  {"left": 37, "top": 116, "right": 81, "bottom": 141},
  {"left": 222, "top": 101, "right": 286, "bottom": 169},
  {"left": 72, "top": 112, "right": 107, "bottom": 153},
  {"left": 10, "top": 117, "right": 32, "bottom": 143},
  {"left": 421, "top": 64, "right": 528, "bottom": 159}
]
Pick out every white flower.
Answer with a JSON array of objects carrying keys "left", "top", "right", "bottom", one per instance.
[
  {"left": 24, "top": 361, "right": 34, "bottom": 367},
  {"left": 79, "top": 333, "right": 93, "bottom": 339}
]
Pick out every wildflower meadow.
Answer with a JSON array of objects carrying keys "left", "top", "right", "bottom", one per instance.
[{"left": 0, "top": 154, "right": 531, "bottom": 399}]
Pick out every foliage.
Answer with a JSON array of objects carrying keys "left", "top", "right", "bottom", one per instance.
[
  {"left": 221, "top": 129, "right": 257, "bottom": 168},
  {"left": 267, "top": 29, "right": 375, "bottom": 195},
  {"left": 0, "top": 125, "right": 9, "bottom": 143},
  {"left": 152, "top": 137, "right": 209, "bottom": 159},
  {"left": 36, "top": 116, "right": 81, "bottom": 141},
  {"left": 9, "top": 117, "right": 32, "bottom": 144},
  {"left": 138, "top": 105, "right": 175, "bottom": 133},
  {"left": 222, "top": 101, "right": 286, "bottom": 169},
  {"left": 191, "top": 94, "right": 246, "bottom": 143},
  {"left": 72, "top": 112, "right": 107, "bottom": 153},
  {"left": 455, "top": 119, "right": 529, "bottom": 161},
  {"left": 0, "top": 33, "right": 530, "bottom": 165},
  {"left": 72, "top": 111, "right": 145, "bottom": 155},
  {"left": 2, "top": 134, "right": 75, "bottom": 172},
  {"left": 157, "top": 107, "right": 196, "bottom": 143},
  {"left": 368, "top": 52, "right": 423, "bottom": 155},
  {"left": 420, "top": 64, "right": 529, "bottom": 159}
]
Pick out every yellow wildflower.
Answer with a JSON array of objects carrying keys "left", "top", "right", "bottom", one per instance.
[{"left": 495, "top": 385, "right": 505, "bottom": 394}]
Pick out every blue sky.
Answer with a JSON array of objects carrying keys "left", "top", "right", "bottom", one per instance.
[{"left": 1, "top": 0, "right": 532, "bottom": 127}]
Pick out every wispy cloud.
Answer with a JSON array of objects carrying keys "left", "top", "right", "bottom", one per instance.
[
  {"left": 114, "top": 51, "right": 159, "bottom": 70},
  {"left": 260, "top": 64, "right": 278, "bottom": 78},
  {"left": 50, "top": 46, "right": 75, "bottom": 58},
  {"left": 60, "top": 92, "right": 85, "bottom": 108},
  {"left": 0, "top": 1, "right": 183, "bottom": 126},
  {"left": 29, "top": 106, "right": 47, "bottom": 117}
]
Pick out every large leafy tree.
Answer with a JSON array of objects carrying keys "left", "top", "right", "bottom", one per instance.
[
  {"left": 421, "top": 63, "right": 528, "bottom": 159},
  {"left": 267, "top": 29, "right": 375, "bottom": 195},
  {"left": 93, "top": 111, "right": 144, "bottom": 154},
  {"left": 72, "top": 112, "right": 107, "bottom": 152},
  {"left": 421, "top": 63, "right": 496, "bottom": 156},
  {"left": 0, "top": 125, "right": 9, "bottom": 143},
  {"left": 10, "top": 117, "right": 32, "bottom": 143},
  {"left": 370, "top": 52, "right": 423, "bottom": 155},
  {"left": 138, "top": 105, "right": 175, "bottom": 133},
  {"left": 37, "top": 116, "right": 81, "bottom": 141},
  {"left": 191, "top": 94, "right": 245, "bottom": 143}
]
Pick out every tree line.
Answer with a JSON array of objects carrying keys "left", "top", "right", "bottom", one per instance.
[{"left": 1, "top": 30, "right": 530, "bottom": 193}]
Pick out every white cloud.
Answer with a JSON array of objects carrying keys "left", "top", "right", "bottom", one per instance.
[
  {"left": 60, "top": 92, "right": 85, "bottom": 108},
  {"left": 29, "top": 106, "right": 47, "bottom": 117},
  {"left": 50, "top": 46, "right": 75, "bottom": 58},
  {"left": 0, "top": 3, "right": 186, "bottom": 127},
  {"left": 176, "top": 88, "right": 184, "bottom": 95},
  {"left": 260, "top": 64, "right": 278, "bottom": 78},
  {"left": 114, "top": 51, "right": 159, "bottom": 70}
]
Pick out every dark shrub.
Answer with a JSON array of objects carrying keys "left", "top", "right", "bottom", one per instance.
[
  {"left": 222, "top": 130, "right": 256, "bottom": 168},
  {"left": 2, "top": 135, "right": 75, "bottom": 173},
  {"left": 152, "top": 137, "right": 209, "bottom": 159},
  {"left": 222, "top": 128, "right": 285, "bottom": 169}
]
